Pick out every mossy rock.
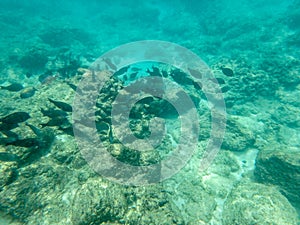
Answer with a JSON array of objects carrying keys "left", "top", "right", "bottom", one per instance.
[
  {"left": 271, "top": 104, "right": 300, "bottom": 128},
  {"left": 222, "top": 181, "right": 299, "bottom": 225},
  {"left": 221, "top": 115, "right": 255, "bottom": 151},
  {"left": 71, "top": 178, "right": 127, "bottom": 224},
  {"left": 254, "top": 147, "right": 300, "bottom": 207}
]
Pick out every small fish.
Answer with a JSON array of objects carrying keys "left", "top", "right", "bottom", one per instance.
[
  {"left": 0, "top": 152, "right": 20, "bottom": 162},
  {"left": 5, "top": 138, "right": 40, "bottom": 147},
  {"left": 67, "top": 83, "right": 77, "bottom": 91},
  {"left": 129, "top": 72, "right": 138, "bottom": 80},
  {"left": 192, "top": 81, "right": 202, "bottom": 91},
  {"left": 147, "top": 66, "right": 161, "bottom": 77},
  {"left": 25, "top": 72, "right": 33, "bottom": 78},
  {"left": 221, "top": 67, "right": 234, "bottom": 77},
  {"left": 41, "top": 108, "right": 67, "bottom": 118},
  {"left": 39, "top": 71, "right": 57, "bottom": 84},
  {"left": 48, "top": 98, "right": 72, "bottom": 112},
  {"left": 114, "top": 66, "right": 130, "bottom": 76},
  {"left": 0, "top": 83, "right": 24, "bottom": 92},
  {"left": 170, "top": 69, "right": 193, "bottom": 85},
  {"left": 39, "top": 73, "right": 50, "bottom": 83},
  {"left": 188, "top": 68, "right": 202, "bottom": 79},
  {"left": 41, "top": 116, "right": 69, "bottom": 128},
  {"left": 216, "top": 77, "right": 226, "bottom": 84},
  {"left": 103, "top": 58, "right": 117, "bottom": 70},
  {"left": 152, "top": 66, "right": 161, "bottom": 75},
  {"left": 20, "top": 87, "right": 36, "bottom": 99},
  {"left": 221, "top": 86, "right": 231, "bottom": 93},
  {"left": 146, "top": 69, "right": 154, "bottom": 76},
  {"left": 0, "top": 112, "right": 30, "bottom": 124},
  {"left": 146, "top": 67, "right": 159, "bottom": 76},
  {"left": 162, "top": 70, "right": 168, "bottom": 77},
  {"left": 26, "top": 123, "right": 42, "bottom": 136}
]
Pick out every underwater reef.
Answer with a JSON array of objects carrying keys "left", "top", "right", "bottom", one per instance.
[{"left": 0, "top": 0, "right": 300, "bottom": 224}]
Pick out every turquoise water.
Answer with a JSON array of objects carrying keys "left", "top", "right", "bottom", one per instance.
[{"left": 0, "top": 0, "right": 299, "bottom": 224}]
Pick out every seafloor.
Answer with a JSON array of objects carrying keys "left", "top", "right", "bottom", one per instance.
[{"left": 0, "top": 0, "right": 300, "bottom": 224}]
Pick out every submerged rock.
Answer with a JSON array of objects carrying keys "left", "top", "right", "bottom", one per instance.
[
  {"left": 222, "top": 181, "right": 299, "bottom": 225},
  {"left": 221, "top": 115, "right": 255, "bottom": 151},
  {"left": 170, "top": 68, "right": 194, "bottom": 85},
  {"left": 0, "top": 161, "right": 18, "bottom": 190},
  {"left": 254, "top": 147, "right": 300, "bottom": 208},
  {"left": 271, "top": 104, "right": 300, "bottom": 128},
  {"left": 71, "top": 178, "right": 127, "bottom": 224},
  {"left": 71, "top": 178, "right": 183, "bottom": 225}
]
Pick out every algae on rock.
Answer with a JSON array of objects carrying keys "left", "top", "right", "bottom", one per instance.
[
  {"left": 222, "top": 181, "right": 299, "bottom": 225},
  {"left": 254, "top": 147, "right": 300, "bottom": 209}
]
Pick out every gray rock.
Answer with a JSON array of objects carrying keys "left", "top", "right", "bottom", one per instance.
[{"left": 222, "top": 181, "right": 299, "bottom": 225}]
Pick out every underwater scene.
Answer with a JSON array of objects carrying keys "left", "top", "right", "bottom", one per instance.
[{"left": 0, "top": 0, "right": 300, "bottom": 224}]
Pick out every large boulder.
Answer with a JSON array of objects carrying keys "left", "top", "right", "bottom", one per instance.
[
  {"left": 254, "top": 147, "right": 300, "bottom": 207},
  {"left": 222, "top": 181, "right": 299, "bottom": 225}
]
